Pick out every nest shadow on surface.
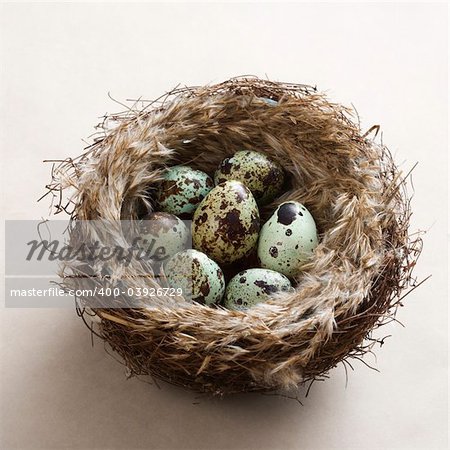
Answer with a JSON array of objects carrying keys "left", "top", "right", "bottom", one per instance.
[{"left": 45, "top": 76, "right": 423, "bottom": 395}]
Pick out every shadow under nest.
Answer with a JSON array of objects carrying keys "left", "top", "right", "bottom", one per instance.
[{"left": 46, "top": 77, "right": 423, "bottom": 395}]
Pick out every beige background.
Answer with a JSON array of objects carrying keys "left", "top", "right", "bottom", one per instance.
[{"left": 0, "top": 3, "right": 448, "bottom": 449}]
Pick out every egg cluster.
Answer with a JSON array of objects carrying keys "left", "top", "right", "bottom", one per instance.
[{"left": 141, "top": 150, "right": 319, "bottom": 310}]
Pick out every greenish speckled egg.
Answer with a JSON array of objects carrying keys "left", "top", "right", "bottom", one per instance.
[
  {"left": 258, "top": 201, "right": 319, "bottom": 278},
  {"left": 157, "top": 166, "right": 214, "bottom": 219},
  {"left": 139, "top": 212, "right": 190, "bottom": 262},
  {"left": 165, "top": 249, "right": 225, "bottom": 305},
  {"left": 224, "top": 268, "right": 292, "bottom": 311},
  {"left": 192, "top": 181, "right": 260, "bottom": 265},
  {"left": 214, "top": 150, "right": 284, "bottom": 205}
]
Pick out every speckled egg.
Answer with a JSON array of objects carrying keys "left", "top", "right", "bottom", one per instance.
[
  {"left": 192, "top": 180, "right": 260, "bottom": 265},
  {"left": 258, "top": 201, "right": 319, "bottom": 278},
  {"left": 214, "top": 150, "right": 284, "bottom": 205},
  {"left": 157, "top": 166, "right": 214, "bottom": 218},
  {"left": 138, "top": 212, "right": 190, "bottom": 262},
  {"left": 165, "top": 249, "right": 225, "bottom": 305},
  {"left": 224, "top": 268, "right": 292, "bottom": 311}
]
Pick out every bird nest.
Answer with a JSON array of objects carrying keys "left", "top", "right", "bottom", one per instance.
[{"left": 46, "top": 77, "right": 422, "bottom": 395}]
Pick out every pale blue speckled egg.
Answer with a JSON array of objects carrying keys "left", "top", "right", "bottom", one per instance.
[
  {"left": 157, "top": 166, "right": 214, "bottom": 219},
  {"left": 258, "top": 201, "right": 319, "bottom": 278},
  {"left": 138, "top": 212, "right": 190, "bottom": 262},
  {"left": 224, "top": 268, "right": 292, "bottom": 311}
]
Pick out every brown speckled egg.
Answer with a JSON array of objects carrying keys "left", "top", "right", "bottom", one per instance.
[
  {"left": 157, "top": 166, "right": 214, "bottom": 218},
  {"left": 165, "top": 249, "right": 225, "bottom": 305},
  {"left": 192, "top": 181, "right": 260, "bottom": 265},
  {"left": 138, "top": 212, "right": 190, "bottom": 262},
  {"left": 214, "top": 150, "right": 285, "bottom": 205}
]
